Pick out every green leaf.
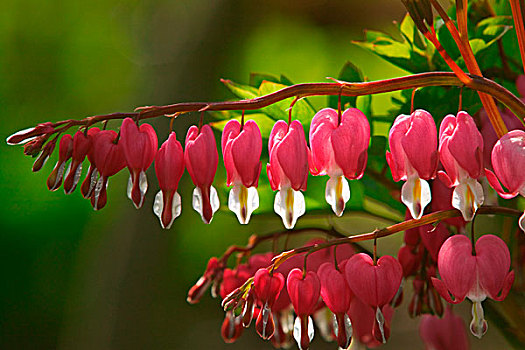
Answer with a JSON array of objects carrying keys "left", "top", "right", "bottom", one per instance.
[
  {"left": 258, "top": 81, "right": 315, "bottom": 127},
  {"left": 353, "top": 29, "right": 432, "bottom": 73},
  {"left": 249, "top": 72, "right": 281, "bottom": 88},
  {"left": 221, "top": 79, "right": 259, "bottom": 99},
  {"left": 400, "top": 13, "right": 426, "bottom": 50},
  {"left": 476, "top": 16, "right": 512, "bottom": 45}
]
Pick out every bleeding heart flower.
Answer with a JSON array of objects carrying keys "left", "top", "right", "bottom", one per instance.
[
  {"left": 185, "top": 124, "right": 219, "bottom": 224},
  {"left": 120, "top": 118, "right": 158, "bottom": 209},
  {"left": 485, "top": 130, "right": 525, "bottom": 231},
  {"left": 47, "top": 134, "right": 73, "bottom": 191},
  {"left": 64, "top": 131, "right": 92, "bottom": 194},
  {"left": 287, "top": 268, "right": 321, "bottom": 350},
  {"left": 438, "top": 111, "right": 484, "bottom": 221},
  {"left": 431, "top": 234, "right": 514, "bottom": 338},
  {"left": 386, "top": 110, "right": 438, "bottom": 219},
  {"left": 221, "top": 119, "right": 262, "bottom": 224},
  {"left": 80, "top": 128, "right": 101, "bottom": 199},
  {"left": 419, "top": 306, "right": 469, "bottom": 350},
  {"left": 153, "top": 132, "right": 185, "bottom": 229},
  {"left": 345, "top": 253, "right": 402, "bottom": 344},
  {"left": 318, "top": 262, "right": 353, "bottom": 348},
  {"left": 309, "top": 108, "right": 370, "bottom": 216},
  {"left": 267, "top": 120, "right": 309, "bottom": 229},
  {"left": 253, "top": 268, "right": 285, "bottom": 340},
  {"left": 90, "top": 130, "right": 126, "bottom": 210},
  {"left": 221, "top": 310, "right": 244, "bottom": 344}
]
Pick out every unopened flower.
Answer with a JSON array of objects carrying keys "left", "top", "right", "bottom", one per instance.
[
  {"left": 64, "top": 131, "right": 92, "bottom": 194},
  {"left": 47, "top": 134, "right": 73, "bottom": 191},
  {"left": 253, "top": 268, "right": 285, "bottom": 340}
]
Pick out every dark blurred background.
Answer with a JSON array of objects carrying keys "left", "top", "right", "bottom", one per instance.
[{"left": 0, "top": 0, "right": 509, "bottom": 349}]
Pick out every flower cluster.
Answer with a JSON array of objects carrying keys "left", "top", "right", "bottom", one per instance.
[
  {"left": 10, "top": 105, "right": 523, "bottom": 231},
  {"left": 190, "top": 241, "right": 405, "bottom": 349}
]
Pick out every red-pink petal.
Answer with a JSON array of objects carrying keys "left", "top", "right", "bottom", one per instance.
[{"left": 287, "top": 268, "right": 321, "bottom": 317}]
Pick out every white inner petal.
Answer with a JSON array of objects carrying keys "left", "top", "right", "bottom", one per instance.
[
  {"left": 293, "top": 316, "right": 314, "bottom": 350},
  {"left": 153, "top": 190, "right": 182, "bottom": 229},
  {"left": 375, "top": 307, "right": 386, "bottom": 344},
  {"left": 452, "top": 178, "right": 484, "bottom": 221},
  {"left": 470, "top": 301, "right": 488, "bottom": 339},
  {"left": 519, "top": 211, "right": 525, "bottom": 232},
  {"left": 401, "top": 176, "right": 431, "bottom": 219},
  {"left": 274, "top": 187, "right": 305, "bottom": 229},
  {"left": 325, "top": 175, "right": 350, "bottom": 217},
  {"left": 228, "top": 184, "right": 259, "bottom": 224},
  {"left": 192, "top": 186, "right": 220, "bottom": 223}
]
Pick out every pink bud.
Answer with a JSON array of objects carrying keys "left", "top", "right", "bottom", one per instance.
[
  {"left": 153, "top": 132, "right": 185, "bottom": 229},
  {"left": 221, "top": 311, "right": 244, "bottom": 343},
  {"left": 47, "top": 134, "right": 73, "bottom": 191},
  {"left": 419, "top": 306, "right": 469, "bottom": 350},
  {"left": 185, "top": 125, "right": 219, "bottom": 224},
  {"left": 432, "top": 234, "right": 514, "bottom": 338},
  {"left": 345, "top": 253, "right": 403, "bottom": 309},
  {"left": 90, "top": 130, "right": 126, "bottom": 210},
  {"left": 7, "top": 122, "right": 54, "bottom": 145},
  {"left": 119, "top": 118, "right": 158, "bottom": 208},
  {"left": 267, "top": 120, "right": 308, "bottom": 228},
  {"left": 386, "top": 110, "right": 438, "bottom": 219},
  {"left": 187, "top": 257, "right": 222, "bottom": 304}
]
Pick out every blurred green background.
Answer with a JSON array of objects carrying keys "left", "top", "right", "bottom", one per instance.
[{"left": 0, "top": 0, "right": 511, "bottom": 349}]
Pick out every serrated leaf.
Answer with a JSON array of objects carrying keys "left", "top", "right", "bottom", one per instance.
[{"left": 353, "top": 29, "right": 431, "bottom": 73}]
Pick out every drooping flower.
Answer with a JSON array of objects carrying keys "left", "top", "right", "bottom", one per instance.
[
  {"left": 348, "top": 296, "right": 394, "bottom": 348},
  {"left": 318, "top": 262, "right": 353, "bottom": 349},
  {"left": 431, "top": 175, "right": 467, "bottom": 232},
  {"left": 221, "top": 119, "right": 262, "bottom": 224},
  {"left": 485, "top": 130, "right": 525, "bottom": 231},
  {"left": 431, "top": 234, "right": 514, "bottom": 338},
  {"left": 419, "top": 306, "right": 469, "bottom": 350},
  {"left": 438, "top": 111, "right": 484, "bottom": 221},
  {"left": 309, "top": 108, "right": 370, "bottom": 216},
  {"left": 344, "top": 253, "right": 403, "bottom": 344},
  {"left": 47, "top": 134, "right": 73, "bottom": 191},
  {"left": 185, "top": 124, "right": 219, "bottom": 224},
  {"left": 90, "top": 130, "right": 126, "bottom": 210},
  {"left": 253, "top": 268, "right": 285, "bottom": 340},
  {"left": 153, "top": 132, "right": 185, "bottom": 229},
  {"left": 64, "top": 130, "right": 93, "bottom": 194},
  {"left": 120, "top": 118, "right": 158, "bottom": 209},
  {"left": 80, "top": 127, "right": 101, "bottom": 199},
  {"left": 287, "top": 268, "right": 321, "bottom": 350},
  {"left": 267, "top": 120, "right": 309, "bottom": 229},
  {"left": 386, "top": 110, "right": 438, "bottom": 219}
]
